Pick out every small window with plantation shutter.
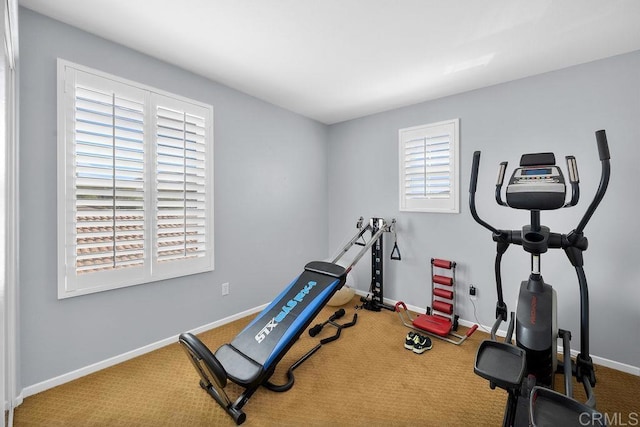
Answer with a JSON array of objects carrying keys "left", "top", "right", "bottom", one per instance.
[
  {"left": 399, "top": 119, "right": 460, "bottom": 213},
  {"left": 57, "top": 59, "right": 214, "bottom": 299}
]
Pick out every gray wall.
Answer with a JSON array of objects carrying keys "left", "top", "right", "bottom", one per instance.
[
  {"left": 328, "top": 51, "right": 640, "bottom": 368},
  {"left": 19, "top": 8, "right": 329, "bottom": 388}
]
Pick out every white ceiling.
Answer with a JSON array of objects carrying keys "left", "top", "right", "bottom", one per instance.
[{"left": 19, "top": 0, "right": 640, "bottom": 124}]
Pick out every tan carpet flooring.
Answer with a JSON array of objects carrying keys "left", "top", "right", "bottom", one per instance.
[{"left": 13, "top": 297, "right": 640, "bottom": 426}]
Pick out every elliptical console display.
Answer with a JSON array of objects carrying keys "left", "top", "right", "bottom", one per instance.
[{"left": 505, "top": 153, "right": 567, "bottom": 210}]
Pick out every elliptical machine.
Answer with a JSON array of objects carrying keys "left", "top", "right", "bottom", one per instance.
[{"left": 469, "top": 130, "right": 611, "bottom": 426}]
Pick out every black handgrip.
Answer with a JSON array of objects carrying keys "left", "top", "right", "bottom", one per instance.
[
  {"left": 575, "top": 129, "right": 611, "bottom": 234},
  {"left": 330, "top": 308, "right": 345, "bottom": 321},
  {"left": 309, "top": 324, "right": 322, "bottom": 337},
  {"left": 390, "top": 242, "right": 402, "bottom": 260},
  {"left": 596, "top": 130, "right": 610, "bottom": 160},
  {"left": 469, "top": 151, "right": 500, "bottom": 235},
  {"left": 320, "top": 328, "right": 342, "bottom": 345},
  {"left": 344, "top": 313, "right": 358, "bottom": 328},
  {"left": 470, "top": 151, "right": 481, "bottom": 194}
]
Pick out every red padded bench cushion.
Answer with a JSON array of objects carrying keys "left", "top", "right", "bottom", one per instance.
[{"left": 413, "top": 314, "right": 452, "bottom": 337}]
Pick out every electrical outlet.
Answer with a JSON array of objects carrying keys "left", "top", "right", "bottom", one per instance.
[
  {"left": 221, "top": 282, "right": 230, "bottom": 296},
  {"left": 469, "top": 285, "right": 477, "bottom": 300}
]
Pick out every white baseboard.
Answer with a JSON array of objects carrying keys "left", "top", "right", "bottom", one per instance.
[
  {"left": 566, "top": 349, "right": 639, "bottom": 376},
  {"left": 357, "top": 290, "right": 640, "bottom": 376},
  {"left": 20, "top": 303, "right": 268, "bottom": 400},
  {"left": 17, "top": 290, "right": 640, "bottom": 404},
  {"left": 4, "top": 392, "right": 23, "bottom": 411}
]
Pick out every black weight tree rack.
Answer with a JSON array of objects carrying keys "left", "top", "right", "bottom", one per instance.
[{"left": 359, "top": 217, "right": 401, "bottom": 312}]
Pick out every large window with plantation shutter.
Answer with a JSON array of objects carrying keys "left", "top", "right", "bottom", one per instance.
[
  {"left": 399, "top": 119, "right": 459, "bottom": 213},
  {"left": 57, "top": 59, "right": 214, "bottom": 299}
]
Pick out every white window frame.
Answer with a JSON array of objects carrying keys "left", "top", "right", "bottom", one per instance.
[
  {"left": 3, "top": 0, "right": 19, "bottom": 417},
  {"left": 57, "top": 59, "right": 214, "bottom": 299},
  {"left": 399, "top": 118, "right": 460, "bottom": 213}
]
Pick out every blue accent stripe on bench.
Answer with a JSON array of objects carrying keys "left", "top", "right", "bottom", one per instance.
[
  {"left": 238, "top": 274, "right": 302, "bottom": 333},
  {"left": 263, "top": 278, "right": 341, "bottom": 368}
]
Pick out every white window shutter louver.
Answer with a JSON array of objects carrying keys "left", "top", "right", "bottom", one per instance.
[
  {"left": 74, "top": 85, "right": 146, "bottom": 275},
  {"left": 155, "top": 105, "right": 208, "bottom": 263},
  {"left": 399, "top": 119, "right": 459, "bottom": 213}
]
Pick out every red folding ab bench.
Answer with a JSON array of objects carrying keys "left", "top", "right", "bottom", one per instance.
[{"left": 396, "top": 258, "right": 477, "bottom": 345}]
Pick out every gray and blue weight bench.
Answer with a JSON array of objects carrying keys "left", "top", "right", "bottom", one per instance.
[{"left": 179, "top": 218, "right": 391, "bottom": 425}]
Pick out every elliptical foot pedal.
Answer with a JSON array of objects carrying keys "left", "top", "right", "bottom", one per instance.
[
  {"left": 474, "top": 340, "right": 526, "bottom": 390},
  {"left": 529, "top": 386, "right": 605, "bottom": 426}
]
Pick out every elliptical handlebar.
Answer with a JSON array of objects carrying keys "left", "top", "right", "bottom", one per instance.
[
  {"left": 469, "top": 151, "right": 501, "bottom": 235},
  {"left": 574, "top": 130, "right": 611, "bottom": 235}
]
